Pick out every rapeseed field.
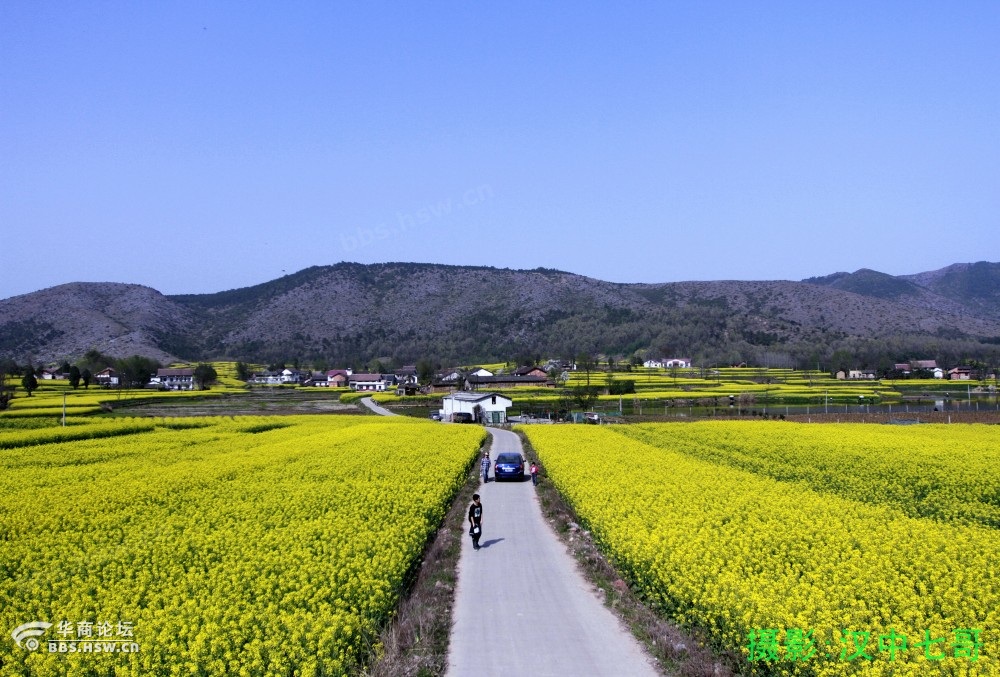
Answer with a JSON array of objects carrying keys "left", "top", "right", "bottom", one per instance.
[
  {"left": 523, "top": 422, "right": 998, "bottom": 676},
  {"left": 1, "top": 415, "right": 484, "bottom": 675}
]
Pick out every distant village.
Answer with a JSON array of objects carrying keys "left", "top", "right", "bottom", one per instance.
[
  {"left": 246, "top": 363, "right": 564, "bottom": 394},
  {"left": 36, "top": 357, "right": 985, "bottom": 393}
]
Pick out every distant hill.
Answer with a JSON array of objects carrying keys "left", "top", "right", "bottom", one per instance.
[{"left": 2, "top": 261, "right": 999, "bottom": 368}]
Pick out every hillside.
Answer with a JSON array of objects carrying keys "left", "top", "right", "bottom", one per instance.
[{"left": 2, "top": 261, "right": 999, "bottom": 367}]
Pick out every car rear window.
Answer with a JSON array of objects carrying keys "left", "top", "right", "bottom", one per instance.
[{"left": 496, "top": 454, "right": 521, "bottom": 463}]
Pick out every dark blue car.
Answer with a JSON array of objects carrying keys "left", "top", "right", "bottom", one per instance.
[{"left": 493, "top": 453, "right": 525, "bottom": 481}]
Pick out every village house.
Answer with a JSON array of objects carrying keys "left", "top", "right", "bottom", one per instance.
[
  {"left": 948, "top": 366, "right": 975, "bottom": 380},
  {"left": 395, "top": 366, "right": 419, "bottom": 385},
  {"left": 440, "top": 391, "right": 512, "bottom": 425},
  {"left": 466, "top": 367, "right": 494, "bottom": 377},
  {"left": 438, "top": 369, "right": 463, "bottom": 383},
  {"left": 326, "top": 369, "right": 351, "bottom": 387},
  {"left": 465, "top": 374, "right": 553, "bottom": 390},
  {"left": 156, "top": 367, "right": 196, "bottom": 391},
  {"left": 94, "top": 367, "right": 119, "bottom": 387},
  {"left": 643, "top": 358, "right": 692, "bottom": 369},
  {"left": 423, "top": 380, "right": 459, "bottom": 394},
  {"left": 302, "top": 371, "right": 329, "bottom": 386},
  {"left": 249, "top": 370, "right": 283, "bottom": 385},
  {"left": 893, "top": 360, "right": 944, "bottom": 378},
  {"left": 348, "top": 373, "right": 397, "bottom": 392},
  {"left": 513, "top": 365, "right": 548, "bottom": 378},
  {"left": 396, "top": 382, "right": 420, "bottom": 396}
]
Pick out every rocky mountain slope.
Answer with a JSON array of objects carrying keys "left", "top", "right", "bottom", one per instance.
[{"left": 2, "top": 262, "right": 999, "bottom": 366}]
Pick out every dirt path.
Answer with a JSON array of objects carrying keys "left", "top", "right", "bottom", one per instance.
[{"left": 445, "top": 427, "right": 659, "bottom": 676}]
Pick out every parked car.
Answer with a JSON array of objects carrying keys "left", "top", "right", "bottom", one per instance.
[
  {"left": 430, "top": 412, "right": 442, "bottom": 420},
  {"left": 452, "top": 412, "right": 474, "bottom": 423},
  {"left": 494, "top": 453, "right": 525, "bottom": 481}
]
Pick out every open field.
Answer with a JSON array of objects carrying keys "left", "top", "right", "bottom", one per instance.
[
  {"left": 0, "top": 415, "right": 485, "bottom": 675},
  {"left": 522, "top": 422, "right": 999, "bottom": 676}
]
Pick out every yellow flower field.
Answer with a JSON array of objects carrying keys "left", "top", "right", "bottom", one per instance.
[
  {"left": 1, "top": 415, "right": 485, "bottom": 675},
  {"left": 522, "top": 422, "right": 999, "bottom": 676}
]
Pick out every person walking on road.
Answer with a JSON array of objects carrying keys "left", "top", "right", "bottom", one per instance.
[
  {"left": 480, "top": 451, "right": 491, "bottom": 484},
  {"left": 530, "top": 461, "right": 539, "bottom": 486},
  {"left": 468, "top": 494, "right": 483, "bottom": 550}
]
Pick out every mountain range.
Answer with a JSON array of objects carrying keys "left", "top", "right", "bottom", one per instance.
[{"left": 2, "top": 261, "right": 999, "bottom": 369}]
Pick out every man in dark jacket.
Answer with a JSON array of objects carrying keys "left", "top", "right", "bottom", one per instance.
[{"left": 468, "top": 494, "right": 483, "bottom": 550}]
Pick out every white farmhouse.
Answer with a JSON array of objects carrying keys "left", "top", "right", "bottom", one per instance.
[
  {"left": 349, "top": 373, "right": 396, "bottom": 392},
  {"left": 441, "top": 392, "right": 512, "bottom": 425},
  {"left": 157, "top": 367, "right": 196, "bottom": 390}
]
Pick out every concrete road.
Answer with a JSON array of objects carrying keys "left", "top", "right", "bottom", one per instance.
[
  {"left": 446, "top": 427, "right": 659, "bottom": 677},
  {"left": 359, "top": 396, "right": 397, "bottom": 416}
]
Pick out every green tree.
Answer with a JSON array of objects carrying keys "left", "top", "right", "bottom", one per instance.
[
  {"left": 570, "top": 385, "right": 600, "bottom": 411},
  {"left": 69, "top": 365, "right": 81, "bottom": 389},
  {"left": 577, "top": 353, "right": 595, "bottom": 387},
  {"left": 235, "top": 362, "right": 250, "bottom": 381},
  {"left": 193, "top": 363, "right": 218, "bottom": 390},
  {"left": 115, "top": 355, "right": 160, "bottom": 389},
  {"left": 81, "top": 348, "right": 113, "bottom": 373},
  {"left": 81, "top": 368, "right": 92, "bottom": 389},
  {"left": 829, "top": 349, "right": 853, "bottom": 376},
  {"left": 416, "top": 359, "right": 436, "bottom": 384},
  {"left": 21, "top": 366, "right": 38, "bottom": 397},
  {"left": 0, "top": 369, "right": 13, "bottom": 410}
]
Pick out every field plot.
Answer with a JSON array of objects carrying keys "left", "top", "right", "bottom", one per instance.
[
  {"left": 0, "top": 415, "right": 485, "bottom": 676},
  {"left": 522, "top": 422, "right": 999, "bottom": 676}
]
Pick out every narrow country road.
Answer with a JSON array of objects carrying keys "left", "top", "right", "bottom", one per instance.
[
  {"left": 359, "top": 396, "right": 397, "bottom": 416},
  {"left": 446, "top": 427, "right": 659, "bottom": 677}
]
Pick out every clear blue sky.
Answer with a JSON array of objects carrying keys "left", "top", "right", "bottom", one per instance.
[{"left": 2, "top": 2, "right": 998, "bottom": 299}]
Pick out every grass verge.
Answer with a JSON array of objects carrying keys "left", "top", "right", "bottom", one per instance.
[{"left": 516, "top": 430, "right": 740, "bottom": 677}]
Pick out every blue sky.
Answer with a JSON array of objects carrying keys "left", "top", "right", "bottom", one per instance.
[{"left": 2, "top": 2, "right": 998, "bottom": 299}]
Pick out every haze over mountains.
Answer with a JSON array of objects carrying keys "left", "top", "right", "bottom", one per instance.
[{"left": 2, "top": 261, "right": 999, "bottom": 368}]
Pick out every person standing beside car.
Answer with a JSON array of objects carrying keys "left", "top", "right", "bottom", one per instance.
[
  {"left": 480, "top": 451, "right": 490, "bottom": 483},
  {"left": 530, "top": 461, "right": 539, "bottom": 486},
  {"left": 468, "top": 494, "right": 483, "bottom": 550}
]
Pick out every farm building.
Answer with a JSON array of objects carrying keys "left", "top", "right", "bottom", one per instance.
[
  {"left": 441, "top": 392, "right": 512, "bottom": 424},
  {"left": 155, "top": 367, "right": 196, "bottom": 390}
]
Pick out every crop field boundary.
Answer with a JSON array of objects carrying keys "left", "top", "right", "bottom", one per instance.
[
  {"left": 359, "top": 431, "right": 492, "bottom": 676},
  {"left": 515, "top": 430, "right": 737, "bottom": 677}
]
